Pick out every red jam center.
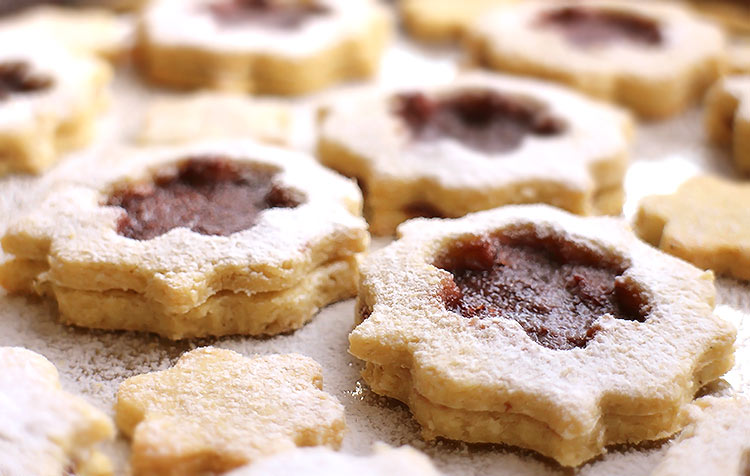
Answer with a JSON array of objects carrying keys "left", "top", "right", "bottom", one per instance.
[
  {"left": 436, "top": 233, "right": 648, "bottom": 350},
  {"left": 536, "top": 6, "right": 663, "bottom": 47},
  {"left": 208, "top": 0, "right": 329, "bottom": 28},
  {"left": 0, "top": 61, "right": 53, "bottom": 100},
  {"left": 394, "top": 89, "right": 566, "bottom": 154},
  {"left": 106, "top": 157, "right": 304, "bottom": 240}
]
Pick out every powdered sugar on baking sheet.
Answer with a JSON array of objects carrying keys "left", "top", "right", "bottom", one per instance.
[{"left": 0, "top": 35, "right": 749, "bottom": 476}]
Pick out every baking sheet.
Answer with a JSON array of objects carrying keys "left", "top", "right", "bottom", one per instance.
[{"left": 0, "top": 30, "right": 748, "bottom": 476}]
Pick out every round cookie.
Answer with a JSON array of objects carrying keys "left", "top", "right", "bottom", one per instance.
[
  {"left": 349, "top": 205, "right": 736, "bottom": 467},
  {"left": 466, "top": 0, "right": 727, "bottom": 119},
  {"left": 318, "top": 73, "right": 632, "bottom": 236},
  {"left": 0, "top": 35, "right": 111, "bottom": 176},
  {"left": 226, "top": 445, "right": 443, "bottom": 476},
  {"left": 135, "top": 0, "right": 391, "bottom": 95},
  {"left": 0, "top": 139, "right": 369, "bottom": 339},
  {"left": 705, "top": 75, "right": 750, "bottom": 173},
  {"left": 0, "top": 347, "right": 114, "bottom": 476}
]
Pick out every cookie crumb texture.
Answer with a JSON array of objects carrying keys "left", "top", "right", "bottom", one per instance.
[
  {"left": 466, "top": 0, "right": 726, "bottom": 118},
  {"left": 0, "top": 140, "right": 369, "bottom": 339},
  {"left": 116, "top": 347, "right": 346, "bottom": 476},
  {"left": 135, "top": 0, "right": 391, "bottom": 95},
  {"left": 349, "top": 205, "right": 736, "bottom": 467},
  {"left": 0, "top": 347, "right": 114, "bottom": 476}
]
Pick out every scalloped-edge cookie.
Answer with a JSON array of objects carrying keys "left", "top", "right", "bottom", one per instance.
[
  {"left": 466, "top": 0, "right": 727, "bottom": 119},
  {"left": 650, "top": 397, "right": 750, "bottom": 476},
  {"left": 400, "top": 0, "right": 516, "bottom": 43},
  {"left": 226, "top": 444, "right": 443, "bottom": 476},
  {"left": 0, "top": 6, "right": 133, "bottom": 61},
  {"left": 0, "top": 35, "right": 111, "bottom": 176},
  {"left": 705, "top": 75, "right": 750, "bottom": 173},
  {"left": 0, "top": 139, "right": 369, "bottom": 339},
  {"left": 634, "top": 175, "right": 750, "bottom": 281},
  {"left": 138, "top": 92, "right": 292, "bottom": 146},
  {"left": 318, "top": 72, "right": 632, "bottom": 236},
  {"left": 0, "top": 346, "right": 115, "bottom": 476},
  {"left": 136, "top": 0, "right": 391, "bottom": 95},
  {"left": 116, "top": 347, "right": 347, "bottom": 476},
  {"left": 349, "top": 205, "right": 736, "bottom": 467}
]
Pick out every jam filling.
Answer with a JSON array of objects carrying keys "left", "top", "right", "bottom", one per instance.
[
  {"left": 106, "top": 157, "right": 304, "bottom": 241},
  {"left": 394, "top": 89, "right": 566, "bottom": 154},
  {"left": 0, "top": 61, "right": 53, "bottom": 100},
  {"left": 208, "top": 0, "right": 329, "bottom": 28},
  {"left": 536, "top": 6, "right": 663, "bottom": 47},
  {"left": 436, "top": 233, "right": 648, "bottom": 350}
]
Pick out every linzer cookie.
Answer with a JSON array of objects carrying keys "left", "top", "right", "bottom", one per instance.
[
  {"left": 138, "top": 93, "right": 292, "bottom": 146},
  {"left": 466, "top": 0, "right": 726, "bottom": 118},
  {"left": 349, "top": 205, "right": 736, "bottom": 466},
  {"left": 651, "top": 397, "right": 750, "bottom": 476},
  {"left": 705, "top": 75, "right": 750, "bottom": 173},
  {"left": 0, "top": 37, "right": 111, "bottom": 176},
  {"left": 399, "top": 0, "right": 515, "bottom": 43},
  {"left": 116, "top": 347, "right": 346, "bottom": 476},
  {"left": 634, "top": 175, "right": 750, "bottom": 281},
  {"left": 0, "top": 347, "right": 114, "bottom": 476},
  {"left": 318, "top": 73, "right": 631, "bottom": 236},
  {"left": 0, "top": 139, "right": 368, "bottom": 339},
  {"left": 135, "top": 0, "right": 390, "bottom": 95},
  {"left": 226, "top": 444, "right": 443, "bottom": 476}
]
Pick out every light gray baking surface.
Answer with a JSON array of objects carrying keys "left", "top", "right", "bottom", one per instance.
[{"left": 0, "top": 31, "right": 748, "bottom": 476}]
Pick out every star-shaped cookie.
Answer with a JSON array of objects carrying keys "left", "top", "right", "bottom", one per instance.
[
  {"left": 634, "top": 175, "right": 750, "bottom": 281},
  {"left": 116, "top": 347, "right": 347, "bottom": 476}
]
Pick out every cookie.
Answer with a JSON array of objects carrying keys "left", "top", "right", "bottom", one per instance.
[
  {"left": 651, "top": 397, "right": 750, "bottom": 476},
  {"left": 466, "top": 0, "right": 727, "bottom": 119},
  {"left": 116, "top": 347, "right": 346, "bottom": 476},
  {"left": 634, "top": 175, "right": 750, "bottom": 281},
  {"left": 0, "top": 36, "right": 111, "bottom": 176},
  {"left": 225, "top": 444, "right": 442, "bottom": 476},
  {"left": 400, "top": 0, "right": 515, "bottom": 43},
  {"left": 0, "top": 347, "right": 114, "bottom": 476},
  {"left": 135, "top": 0, "right": 391, "bottom": 95},
  {"left": 138, "top": 93, "right": 292, "bottom": 146},
  {"left": 705, "top": 75, "right": 750, "bottom": 173},
  {"left": 729, "top": 40, "right": 750, "bottom": 73},
  {"left": 0, "top": 139, "right": 369, "bottom": 339},
  {"left": 349, "top": 205, "right": 736, "bottom": 466},
  {"left": 0, "top": 6, "right": 133, "bottom": 61},
  {"left": 318, "top": 73, "right": 632, "bottom": 236},
  {"left": 688, "top": 1, "right": 750, "bottom": 35}
]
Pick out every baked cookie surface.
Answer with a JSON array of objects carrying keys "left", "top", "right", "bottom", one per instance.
[
  {"left": 349, "top": 205, "right": 736, "bottom": 466},
  {"left": 318, "top": 73, "right": 631, "bottom": 236},
  {"left": 0, "top": 37, "right": 111, "bottom": 176},
  {"left": 466, "top": 0, "right": 726, "bottom": 118},
  {"left": 688, "top": 0, "right": 750, "bottom": 35},
  {"left": 651, "top": 397, "right": 750, "bottom": 476},
  {"left": 226, "top": 444, "right": 442, "bottom": 476},
  {"left": 0, "top": 139, "right": 369, "bottom": 339},
  {"left": 116, "top": 347, "right": 347, "bottom": 476},
  {"left": 705, "top": 75, "right": 750, "bottom": 173},
  {"left": 634, "top": 175, "right": 750, "bottom": 281},
  {"left": 400, "top": 0, "right": 515, "bottom": 43},
  {"left": 0, "top": 346, "right": 114, "bottom": 476},
  {"left": 136, "top": 0, "right": 391, "bottom": 95}
]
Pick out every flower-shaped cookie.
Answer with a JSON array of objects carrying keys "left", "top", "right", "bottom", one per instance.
[
  {"left": 400, "top": 0, "right": 515, "bottom": 43},
  {"left": 705, "top": 75, "right": 750, "bottom": 173},
  {"left": 349, "top": 205, "right": 736, "bottom": 466},
  {"left": 318, "top": 73, "right": 631, "bottom": 236},
  {"left": 466, "top": 0, "right": 726, "bottom": 118},
  {"left": 136, "top": 0, "right": 391, "bottom": 95},
  {"left": 651, "top": 397, "right": 750, "bottom": 476},
  {"left": 634, "top": 175, "right": 750, "bottom": 281},
  {"left": 0, "top": 139, "right": 369, "bottom": 339},
  {"left": 0, "top": 347, "right": 114, "bottom": 476},
  {"left": 116, "top": 347, "right": 347, "bottom": 476},
  {"left": 226, "top": 444, "right": 443, "bottom": 476},
  {"left": 0, "top": 36, "right": 111, "bottom": 176}
]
